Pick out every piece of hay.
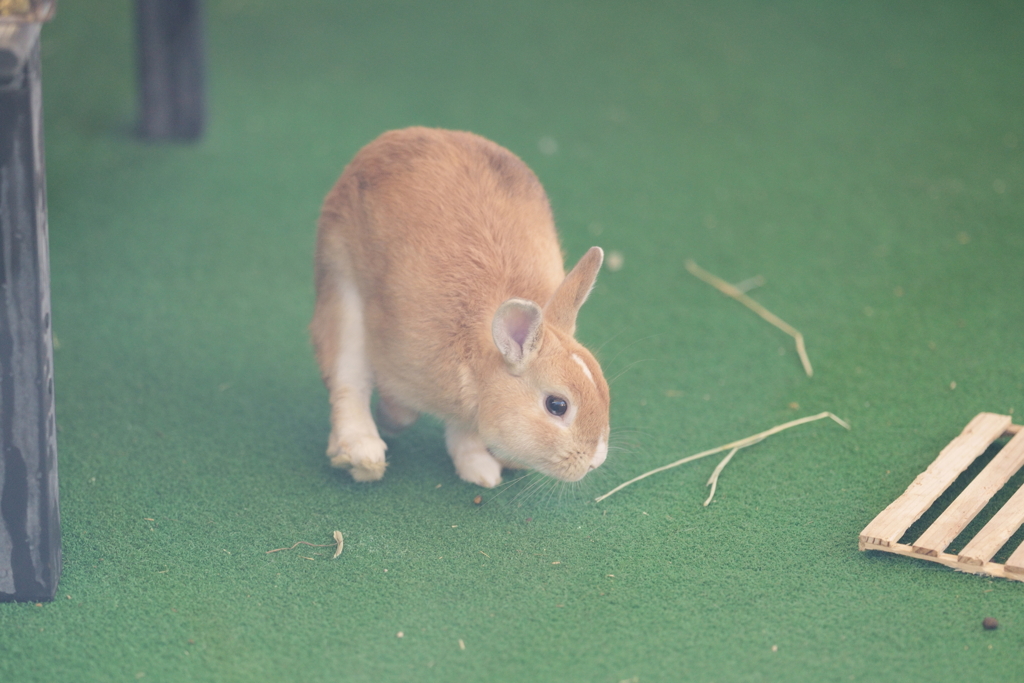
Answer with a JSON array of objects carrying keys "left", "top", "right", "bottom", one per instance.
[
  {"left": 703, "top": 446, "right": 740, "bottom": 506},
  {"left": 685, "top": 259, "right": 813, "bottom": 377},
  {"left": 595, "top": 412, "right": 850, "bottom": 503},
  {"left": 266, "top": 531, "right": 344, "bottom": 559},
  {"left": 266, "top": 541, "right": 330, "bottom": 554}
]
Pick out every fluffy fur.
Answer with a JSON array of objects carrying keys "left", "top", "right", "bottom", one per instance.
[{"left": 311, "top": 127, "right": 610, "bottom": 487}]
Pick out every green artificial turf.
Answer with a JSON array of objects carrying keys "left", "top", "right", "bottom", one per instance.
[{"left": 3, "top": 0, "right": 1023, "bottom": 681}]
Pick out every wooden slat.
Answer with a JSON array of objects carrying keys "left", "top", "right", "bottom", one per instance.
[
  {"left": 859, "top": 413, "right": 1012, "bottom": 548},
  {"left": 1005, "top": 539, "right": 1024, "bottom": 575},
  {"left": 912, "top": 428, "right": 1024, "bottom": 556},
  {"left": 867, "top": 541, "right": 1024, "bottom": 582},
  {"left": 958, "top": 478, "right": 1024, "bottom": 566}
]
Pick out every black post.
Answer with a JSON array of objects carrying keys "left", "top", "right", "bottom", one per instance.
[
  {"left": 0, "top": 32, "right": 61, "bottom": 603},
  {"left": 135, "top": 0, "right": 205, "bottom": 140}
]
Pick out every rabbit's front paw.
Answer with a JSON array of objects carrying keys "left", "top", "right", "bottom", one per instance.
[
  {"left": 445, "top": 424, "right": 502, "bottom": 488},
  {"left": 453, "top": 448, "right": 502, "bottom": 488}
]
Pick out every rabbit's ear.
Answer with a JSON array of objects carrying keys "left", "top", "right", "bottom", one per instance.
[
  {"left": 492, "top": 298, "right": 544, "bottom": 374},
  {"left": 544, "top": 246, "right": 604, "bottom": 335}
]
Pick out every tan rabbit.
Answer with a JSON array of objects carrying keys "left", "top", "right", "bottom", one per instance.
[{"left": 310, "top": 127, "right": 610, "bottom": 488}]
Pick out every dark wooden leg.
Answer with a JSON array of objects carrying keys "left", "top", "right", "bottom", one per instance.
[
  {"left": 135, "top": 0, "right": 205, "bottom": 140},
  {"left": 0, "top": 32, "right": 62, "bottom": 603}
]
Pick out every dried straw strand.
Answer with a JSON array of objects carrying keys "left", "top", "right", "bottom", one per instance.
[
  {"left": 703, "top": 446, "right": 741, "bottom": 507},
  {"left": 685, "top": 259, "right": 813, "bottom": 377},
  {"left": 595, "top": 412, "right": 849, "bottom": 503}
]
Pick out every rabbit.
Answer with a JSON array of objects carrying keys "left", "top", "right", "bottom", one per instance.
[{"left": 310, "top": 127, "right": 610, "bottom": 488}]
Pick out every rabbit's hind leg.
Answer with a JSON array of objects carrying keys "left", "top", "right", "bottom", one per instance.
[
  {"left": 311, "top": 269, "right": 387, "bottom": 481},
  {"left": 375, "top": 391, "right": 419, "bottom": 437}
]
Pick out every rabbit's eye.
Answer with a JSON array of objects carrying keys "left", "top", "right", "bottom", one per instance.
[{"left": 545, "top": 396, "right": 568, "bottom": 416}]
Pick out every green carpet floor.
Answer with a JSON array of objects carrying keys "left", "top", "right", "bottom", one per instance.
[{"left": 3, "top": 1, "right": 1023, "bottom": 681}]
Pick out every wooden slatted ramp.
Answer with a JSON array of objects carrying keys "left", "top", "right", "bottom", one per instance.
[{"left": 859, "top": 413, "right": 1024, "bottom": 582}]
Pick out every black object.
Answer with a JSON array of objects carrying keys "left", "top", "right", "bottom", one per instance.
[
  {"left": 135, "top": 0, "right": 205, "bottom": 140},
  {"left": 0, "top": 36, "right": 62, "bottom": 603}
]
